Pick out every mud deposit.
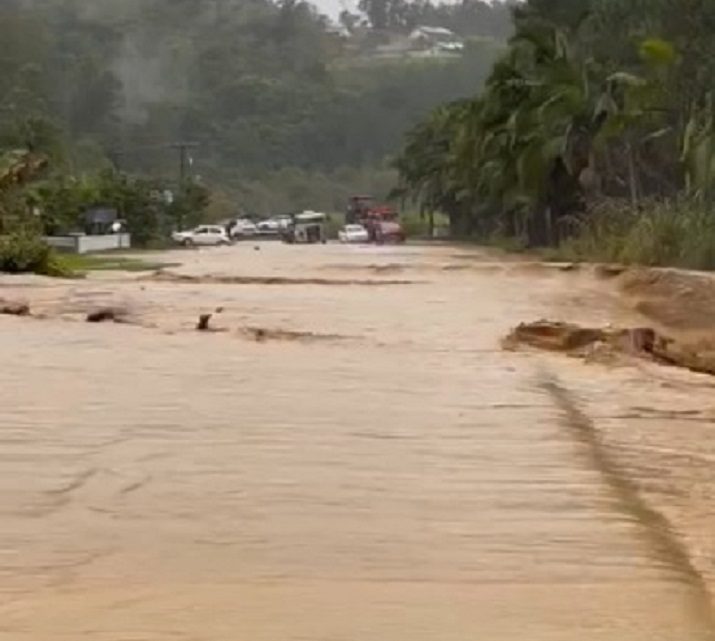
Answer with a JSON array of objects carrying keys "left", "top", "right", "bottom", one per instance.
[{"left": 2, "top": 243, "right": 715, "bottom": 641}]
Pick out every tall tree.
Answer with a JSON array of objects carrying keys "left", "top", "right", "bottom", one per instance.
[{"left": 395, "top": 0, "right": 703, "bottom": 244}]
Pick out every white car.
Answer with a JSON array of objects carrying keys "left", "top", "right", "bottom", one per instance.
[
  {"left": 256, "top": 219, "right": 280, "bottom": 234},
  {"left": 172, "top": 225, "right": 231, "bottom": 247},
  {"left": 231, "top": 218, "right": 258, "bottom": 239},
  {"left": 338, "top": 224, "right": 369, "bottom": 243},
  {"left": 274, "top": 215, "right": 293, "bottom": 230}
]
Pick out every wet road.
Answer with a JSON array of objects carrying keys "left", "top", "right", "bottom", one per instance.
[{"left": 1, "top": 243, "right": 715, "bottom": 640}]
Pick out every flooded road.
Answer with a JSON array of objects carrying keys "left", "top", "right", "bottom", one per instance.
[{"left": 1, "top": 243, "right": 715, "bottom": 640}]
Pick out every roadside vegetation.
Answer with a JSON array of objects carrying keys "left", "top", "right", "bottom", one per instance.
[
  {"left": 0, "top": 232, "right": 69, "bottom": 277},
  {"left": 0, "top": 229, "right": 171, "bottom": 278},
  {"left": 0, "top": 0, "right": 512, "bottom": 276},
  {"left": 0, "top": 0, "right": 509, "bottom": 216},
  {"left": 0, "top": 144, "right": 209, "bottom": 275},
  {"left": 394, "top": 0, "right": 715, "bottom": 270},
  {"left": 552, "top": 201, "right": 715, "bottom": 270}
]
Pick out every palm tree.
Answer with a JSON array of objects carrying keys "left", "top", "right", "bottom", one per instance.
[{"left": 395, "top": 0, "right": 707, "bottom": 246}]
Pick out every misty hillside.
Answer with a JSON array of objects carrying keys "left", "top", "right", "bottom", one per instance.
[{"left": 0, "top": 0, "right": 511, "bottom": 213}]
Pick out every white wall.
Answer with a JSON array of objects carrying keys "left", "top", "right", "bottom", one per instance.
[{"left": 44, "top": 234, "right": 132, "bottom": 254}]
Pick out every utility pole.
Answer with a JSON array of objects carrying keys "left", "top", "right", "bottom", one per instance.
[
  {"left": 172, "top": 142, "right": 199, "bottom": 187},
  {"left": 108, "top": 150, "right": 123, "bottom": 173},
  {"left": 169, "top": 142, "right": 198, "bottom": 232}
]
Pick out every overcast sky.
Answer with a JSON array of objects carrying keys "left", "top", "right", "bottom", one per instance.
[
  {"left": 311, "top": 0, "right": 462, "bottom": 21},
  {"left": 312, "top": 0, "right": 351, "bottom": 20}
]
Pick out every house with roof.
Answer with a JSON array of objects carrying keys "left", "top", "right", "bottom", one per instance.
[{"left": 408, "top": 26, "right": 464, "bottom": 54}]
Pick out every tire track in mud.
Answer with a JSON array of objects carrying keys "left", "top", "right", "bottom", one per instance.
[{"left": 539, "top": 371, "right": 715, "bottom": 640}]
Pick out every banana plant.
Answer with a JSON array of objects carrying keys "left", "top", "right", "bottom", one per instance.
[
  {"left": 681, "top": 93, "right": 715, "bottom": 202},
  {"left": 0, "top": 149, "right": 48, "bottom": 194}
]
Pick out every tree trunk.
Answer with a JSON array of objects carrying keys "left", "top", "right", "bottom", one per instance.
[{"left": 626, "top": 140, "right": 639, "bottom": 208}]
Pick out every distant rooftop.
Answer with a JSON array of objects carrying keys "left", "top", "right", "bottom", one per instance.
[{"left": 410, "top": 26, "right": 459, "bottom": 38}]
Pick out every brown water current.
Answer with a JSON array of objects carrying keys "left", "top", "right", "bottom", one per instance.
[{"left": 1, "top": 243, "right": 715, "bottom": 640}]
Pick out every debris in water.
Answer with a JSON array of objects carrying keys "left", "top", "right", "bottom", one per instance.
[
  {"left": 0, "top": 299, "right": 30, "bottom": 316},
  {"left": 556, "top": 262, "right": 579, "bottom": 272},
  {"left": 252, "top": 328, "right": 267, "bottom": 341},
  {"left": 504, "top": 320, "right": 604, "bottom": 352},
  {"left": 239, "top": 326, "right": 348, "bottom": 343},
  {"left": 196, "top": 313, "right": 229, "bottom": 333},
  {"left": 595, "top": 264, "right": 627, "bottom": 279},
  {"left": 86, "top": 307, "right": 126, "bottom": 323}
]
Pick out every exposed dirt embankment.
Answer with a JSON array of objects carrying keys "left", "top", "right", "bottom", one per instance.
[
  {"left": 507, "top": 265, "right": 715, "bottom": 377},
  {"left": 617, "top": 268, "right": 715, "bottom": 333},
  {"left": 617, "top": 268, "right": 715, "bottom": 375}
]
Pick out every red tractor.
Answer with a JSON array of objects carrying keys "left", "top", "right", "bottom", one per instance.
[{"left": 346, "top": 195, "right": 405, "bottom": 244}]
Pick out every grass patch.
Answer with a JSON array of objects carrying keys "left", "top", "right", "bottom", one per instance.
[
  {"left": 552, "top": 199, "right": 715, "bottom": 270},
  {"left": 58, "top": 254, "right": 176, "bottom": 275}
]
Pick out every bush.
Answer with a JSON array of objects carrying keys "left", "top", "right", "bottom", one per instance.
[
  {"left": 400, "top": 212, "right": 431, "bottom": 238},
  {"left": 400, "top": 211, "right": 451, "bottom": 238},
  {"left": 0, "top": 233, "right": 70, "bottom": 276},
  {"left": 556, "top": 199, "right": 715, "bottom": 271}
]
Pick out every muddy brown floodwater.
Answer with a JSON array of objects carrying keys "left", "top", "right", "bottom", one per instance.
[{"left": 2, "top": 243, "right": 715, "bottom": 641}]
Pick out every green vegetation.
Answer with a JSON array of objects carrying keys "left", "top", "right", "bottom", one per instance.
[
  {"left": 0, "top": 0, "right": 509, "bottom": 217},
  {"left": 0, "top": 143, "right": 210, "bottom": 273},
  {"left": 554, "top": 200, "right": 715, "bottom": 270},
  {"left": 58, "top": 254, "right": 175, "bottom": 275},
  {"left": 7, "top": 0, "right": 713, "bottom": 271},
  {"left": 395, "top": 0, "right": 715, "bottom": 268},
  {"left": 28, "top": 171, "right": 209, "bottom": 245},
  {"left": 0, "top": 231, "right": 68, "bottom": 277},
  {"left": 0, "top": 0, "right": 515, "bottom": 275}
]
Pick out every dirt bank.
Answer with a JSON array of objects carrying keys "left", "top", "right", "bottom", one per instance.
[
  {"left": 505, "top": 320, "right": 715, "bottom": 377},
  {"left": 617, "top": 268, "right": 715, "bottom": 332},
  {"left": 617, "top": 267, "right": 715, "bottom": 373},
  {"left": 505, "top": 265, "right": 715, "bottom": 377}
]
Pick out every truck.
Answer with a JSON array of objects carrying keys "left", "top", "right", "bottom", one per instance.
[
  {"left": 280, "top": 211, "right": 327, "bottom": 244},
  {"left": 345, "top": 195, "right": 405, "bottom": 244}
]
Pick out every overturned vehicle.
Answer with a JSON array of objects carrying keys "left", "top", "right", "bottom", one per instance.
[{"left": 280, "top": 211, "right": 327, "bottom": 244}]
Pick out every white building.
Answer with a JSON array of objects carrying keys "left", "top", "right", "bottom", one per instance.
[
  {"left": 409, "top": 26, "right": 464, "bottom": 50},
  {"left": 405, "top": 26, "right": 465, "bottom": 56}
]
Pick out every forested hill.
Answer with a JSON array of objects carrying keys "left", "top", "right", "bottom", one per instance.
[{"left": 0, "top": 0, "right": 511, "bottom": 214}]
